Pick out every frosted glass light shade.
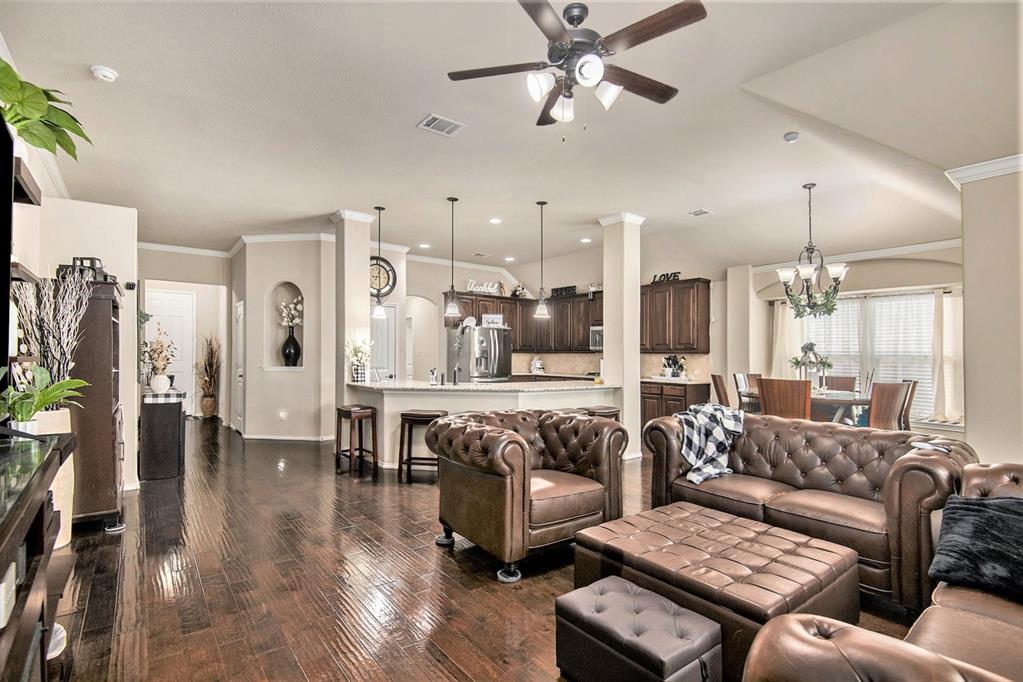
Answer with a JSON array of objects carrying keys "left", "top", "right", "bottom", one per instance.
[
  {"left": 776, "top": 268, "right": 796, "bottom": 285},
  {"left": 526, "top": 72, "right": 556, "bottom": 103},
  {"left": 444, "top": 289, "right": 460, "bottom": 317},
  {"left": 595, "top": 81, "right": 624, "bottom": 110},
  {"left": 372, "top": 302, "right": 387, "bottom": 319},
  {"left": 796, "top": 263, "right": 817, "bottom": 280},
  {"left": 826, "top": 262, "right": 848, "bottom": 281},
  {"left": 574, "top": 54, "right": 604, "bottom": 87},
  {"left": 534, "top": 299, "right": 550, "bottom": 319},
  {"left": 551, "top": 94, "right": 574, "bottom": 122}
]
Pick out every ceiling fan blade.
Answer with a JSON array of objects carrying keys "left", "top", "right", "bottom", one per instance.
[
  {"left": 537, "top": 77, "right": 565, "bottom": 126},
  {"left": 518, "top": 0, "right": 573, "bottom": 45},
  {"left": 597, "top": 0, "right": 707, "bottom": 54},
  {"left": 603, "top": 65, "right": 678, "bottom": 103},
  {"left": 448, "top": 62, "right": 549, "bottom": 81}
]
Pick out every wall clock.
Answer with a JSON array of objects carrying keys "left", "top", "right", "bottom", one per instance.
[{"left": 370, "top": 256, "right": 396, "bottom": 298}]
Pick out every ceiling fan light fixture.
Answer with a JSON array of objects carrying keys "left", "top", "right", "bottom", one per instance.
[
  {"left": 574, "top": 53, "right": 604, "bottom": 87},
  {"left": 551, "top": 94, "right": 574, "bottom": 122},
  {"left": 595, "top": 81, "right": 624, "bottom": 110},
  {"left": 526, "top": 72, "right": 557, "bottom": 103}
]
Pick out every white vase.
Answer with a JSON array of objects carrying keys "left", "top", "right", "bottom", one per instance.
[
  {"left": 36, "top": 408, "right": 74, "bottom": 549},
  {"left": 150, "top": 374, "right": 171, "bottom": 393}
]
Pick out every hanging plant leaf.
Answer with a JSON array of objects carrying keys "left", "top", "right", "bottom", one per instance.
[
  {"left": 0, "top": 59, "right": 19, "bottom": 102},
  {"left": 7, "top": 81, "right": 48, "bottom": 120},
  {"left": 45, "top": 105, "right": 91, "bottom": 142},
  {"left": 17, "top": 120, "right": 57, "bottom": 153},
  {"left": 45, "top": 122, "right": 78, "bottom": 160},
  {"left": 43, "top": 88, "right": 71, "bottom": 104}
]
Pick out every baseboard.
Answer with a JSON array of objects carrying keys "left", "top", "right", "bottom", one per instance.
[{"left": 242, "top": 434, "right": 333, "bottom": 442}]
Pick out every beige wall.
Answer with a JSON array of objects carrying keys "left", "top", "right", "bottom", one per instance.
[
  {"left": 37, "top": 198, "right": 140, "bottom": 489},
  {"left": 962, "top": 171, "right": 1022, "bottom": 462},
  {"left": 507, "top": 249, "right": 602, "bottom": 294},
  {"left": 138, "top": 248, "right": 231, "bottom": 286},
  {"left": 230, "top": 246, "right": 246, "bottom": 431},
  {"left": 407, "top": 295, "right": 440, "bottom": 380}
]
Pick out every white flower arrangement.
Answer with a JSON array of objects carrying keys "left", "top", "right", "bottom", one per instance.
[
  {"left": 344, "top": 338, "right": 373, "bottom": 367},
  {"left": 279, "top": 295, "right": 303, "bottom": 327}
]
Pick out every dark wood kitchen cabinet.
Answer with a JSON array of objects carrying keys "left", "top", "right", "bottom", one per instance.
[
  {"left": 571, "top": 297, "right": 590, "bottom": 350},
  {"left": 475, "top": 297, "right": 499, "bottom": 317},
  {"left": 552, "top": 299, "right": 573, "bottom": 351},
  {"left": 640, "top": 381, "right": 711, "bottom": 427},
  {"left": 589, "top": 292, "right": 603, "bottom": 326},
  {"left": 640, "top": 278, "right": 710, "bottom": 354},
  {"left": 499, "top": 299, "right": 517, "bottom": 330}
]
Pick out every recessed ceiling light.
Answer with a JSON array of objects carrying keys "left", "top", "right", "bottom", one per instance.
[
  {"left": 783, "top": 131, "right": 800, "bottom": 143},
  {"left": 418, "top": 243, "right": 430, "bottom": 249},
  {"left": 580, "top": 237, "right": 592, "bottom": 244},
  {"left": 504, "top": 256, "right": 515, "bottom": 262},
  {"left": 489, "top": 218, "right": 502, "bottom": 224},
  {"left": 90, "top": 65, "right": 119, "bottom": 83}
]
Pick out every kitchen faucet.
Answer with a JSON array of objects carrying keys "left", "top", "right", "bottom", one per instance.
[{"left": 453, "top": 363, "right": 462, "bottom": 386}]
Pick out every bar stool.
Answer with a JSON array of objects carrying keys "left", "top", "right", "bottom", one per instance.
[
  {"left": 581, "top": 405, "right": 620, "bottom": 421},
  {"left": 335, "top": 405, "right": 378, "bottom": 475},
  {"left": 398, "top": 409, "right": 448, "bottom": 483}
]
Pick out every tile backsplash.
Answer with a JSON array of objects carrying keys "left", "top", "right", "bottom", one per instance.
[
  {"left": 640, "top": 354, "right": 710, "bottom": 381},
  {"left": 511, "top": 352, "right": 711, "bottom": 380}
]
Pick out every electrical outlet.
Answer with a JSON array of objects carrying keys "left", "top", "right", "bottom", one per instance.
[{"left": 278, "top": 410, "right": 288, "bottom": 421}]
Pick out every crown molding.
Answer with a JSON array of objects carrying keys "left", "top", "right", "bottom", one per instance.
[
  {"left": 598, "top": 212, "right": 646, "bottom": 227},
  {"left": 751, "top": 238, "right": 962, "bottom": 274},
  {"left": 138, "top": 241, "right": 232, "bottom": 259},
  {"left": 228, "top": 239, "right": 244, "bottom": 257},
  {"left": 319, "top": 234, "right": 410, "bottom": 253},
  {"left": 329, "top": 209, "right": 375, "bottom": 224},
  {"left": 945, "top": 154, "right": 1022, "bottom": 190},
  {"left": 406, "top": 253, "right": 521, "bottom": 287}
]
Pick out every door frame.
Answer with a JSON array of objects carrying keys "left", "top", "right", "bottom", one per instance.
[
  {"left": 232, "top": 301, "right": 245, "bottom": 433},
  {"left": 144, "top": 285, "right": 198, "bottom": 414}
]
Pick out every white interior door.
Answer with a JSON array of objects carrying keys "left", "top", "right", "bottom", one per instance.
[
  {"left": 232, "top": 302, "right": 245, "bottom": 431},
  {"left": 370, "top": 304, "right": 397, "bottom": 380},
  {"left": 405, "top": 316, "right": 414, "bottom": 379},
  {"left": 145, "top": 288, "right": 196, "bottom": 413}
]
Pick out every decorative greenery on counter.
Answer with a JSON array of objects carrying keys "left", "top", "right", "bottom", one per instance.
[
  {"left": 0, "top": 57, "right": 91, "bottom": 160},
  {"left": 0, "top": 366, "right": 88, "bottom": 423}
]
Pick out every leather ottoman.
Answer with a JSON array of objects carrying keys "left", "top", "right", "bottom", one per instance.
[
  {"left": 556, "top": 576, "right": 722, "bottom": 682},
  {"left": 574, "top": 501, "right": 860, "bottom": 682}
]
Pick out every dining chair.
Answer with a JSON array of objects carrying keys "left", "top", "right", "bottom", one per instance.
[
  {"left": 711, "top": 374, "right": 730, "bottom": 407},
  {"left": 900, "top": 380, "right": 918, "bottom": 430},
  {"left": 733, "top": 373, "right": 762, "bottom": 413},
  {"left": 757, "top": 378, "right": 811, "bottom": 420},
  {"left": 867, "top": 382, "right": 912, "bottom": 430},
  {"left": 823, "top": 375, "right": 857, "bottom": 392}
]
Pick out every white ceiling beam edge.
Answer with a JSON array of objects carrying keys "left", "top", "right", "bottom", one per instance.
[
  {"left": 751, "top": 238, "right": 962, "bottom": 274},
  {"left": 145, "top": 234, "right": 411, "bottom": 260},
  {"left": 945, "top": 154, "right": 1023, "bottom": 191}
]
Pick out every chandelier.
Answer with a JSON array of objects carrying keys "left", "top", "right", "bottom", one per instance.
[{"left": 776, "top": 183, "right": 848, "bottom": 318}]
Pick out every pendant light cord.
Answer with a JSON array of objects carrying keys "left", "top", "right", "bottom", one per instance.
[
  {"left": 373, "top": 206, "right": 385, "bottom": 304},
  {"left": 537, "top": 200, "right": 547, "bottom": 292},
  {"left": 447, "top": 197, "right": 458, "bottom": 290}
]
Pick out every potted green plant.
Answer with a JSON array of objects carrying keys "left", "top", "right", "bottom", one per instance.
[
  {"left": 0, "top": 366, "right": 88, "bottom": 436},
  {"left": 0, "top": 57, "right": 90, "bottom": 159},
  {"left": 345, "top": 338, "right": 373, "bottom": 383}
]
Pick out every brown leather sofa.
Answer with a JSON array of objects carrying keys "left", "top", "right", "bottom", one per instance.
[
  {"left": 743, "top": 462, "right": 1023, "bottom": 682},
  {"left": 644, "top": 414, "right": 978, "bottom": 611},
  {"left": 426, "top": 409, "right": 628, "bottom": 582}
]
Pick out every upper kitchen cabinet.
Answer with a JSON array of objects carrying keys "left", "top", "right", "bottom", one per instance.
[
  {"left": 640, "top": 278, "right": 710, "bottom": 354},
  {"left": 589, "top": 292, "right": 603, "bottom": 326}
]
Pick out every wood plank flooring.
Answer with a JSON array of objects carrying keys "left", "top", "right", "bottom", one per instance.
[{"left": 59, "top": 419, "right": 909, "bottom": 681}]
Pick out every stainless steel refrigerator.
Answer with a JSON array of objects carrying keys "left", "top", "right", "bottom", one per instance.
[{"left": 447, "top": 326, "right": 512, "bottom": 382}]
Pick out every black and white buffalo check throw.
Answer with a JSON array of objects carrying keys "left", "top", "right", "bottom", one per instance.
[{"left": 673, "top": 403, "right": 745, "bottom": 484}]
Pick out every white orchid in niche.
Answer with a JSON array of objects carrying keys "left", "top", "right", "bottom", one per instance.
[{"left": 279, "top": 295, "right": 303, "bottom": 327}]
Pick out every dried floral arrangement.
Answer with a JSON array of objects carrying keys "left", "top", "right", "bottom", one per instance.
[
  {"left": 279, "top": 295, "right": 303, "bottom": 327},
  {"left": 142, "top": 323, "right": 177, "bottom": 377},
  {"left": 197, "top": 336, "right": 222, "bottom": 399}
]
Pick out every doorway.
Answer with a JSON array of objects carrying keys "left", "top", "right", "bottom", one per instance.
[
  {"left": 144, "top": 288, "right": 196, "bottom": 414},
  {"left": 232, "top": 301, "right": 245, "bottom": 432},
  {"left": 370, "top": 303, "right": 398, "bottom": 380}
]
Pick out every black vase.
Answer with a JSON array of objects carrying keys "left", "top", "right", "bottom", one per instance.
[{"left": 282, "top": 326, "right": 301, "bottom": 367}]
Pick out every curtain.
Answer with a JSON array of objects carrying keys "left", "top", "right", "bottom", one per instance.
[
  {"left": 770, "top": 302, "right": 804, "bottom": 378},
  {"left": 930, "top": 290, "right": 965, "bottom": 422}
]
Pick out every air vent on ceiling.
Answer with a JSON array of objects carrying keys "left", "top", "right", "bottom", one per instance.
[
  {"left": 473, "top": 252, "right": 492, "bottom": 258},
  {"left": 417, "top": 114, "right": 466, "bottom": 137},
  {"left": 688, "top": 208, "right": 713, "bottom": 217}
]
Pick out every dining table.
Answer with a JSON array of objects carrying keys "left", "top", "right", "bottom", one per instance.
[{"left": 740, "top": 388, "right": 871, "bottom": 422}]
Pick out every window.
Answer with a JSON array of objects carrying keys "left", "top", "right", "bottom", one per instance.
[{"left": 805, "top": 291, "right": 945, "bottom": 422}]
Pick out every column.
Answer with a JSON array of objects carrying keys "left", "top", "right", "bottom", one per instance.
[
  {"left": 955, "top": 157, "right": 1022, "bottom": 462},
  {"left": 333, "top": 210, "right": 374, "bottom": 406},
  {"left": 600, "top": 212, "right": 644, "bottom": 459}
]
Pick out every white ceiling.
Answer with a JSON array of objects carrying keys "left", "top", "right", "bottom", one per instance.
[{"left": 2, "top": 2, "right": 1018, "bottom": 270}]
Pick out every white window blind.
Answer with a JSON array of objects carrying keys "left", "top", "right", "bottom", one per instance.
[{"left": 806, "top": 298, "right": 860, "bottom": 380}]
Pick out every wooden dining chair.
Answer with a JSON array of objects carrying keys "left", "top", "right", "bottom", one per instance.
[
  {"left": 824, "top": 375, "right": 857, "bottom": 392},
  {"left": 757, "top": 378, "right": 811, "bottom": 420},
  {"left": 711, "top": 374, "right": 730, "bottom": 407},
  {"left": 868, "top": 382, "right": 912, "bottom": 430},
  {"left": 733, "top": 373, "right": 762, "bottom": 413},
  {"left": 900, "top": 380, "right": 918, "bottom": 430}
]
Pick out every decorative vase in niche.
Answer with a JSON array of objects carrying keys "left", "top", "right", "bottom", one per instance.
[
  {"left": 351, "top": 363, "right": 366, "bottom": 383},
  {"left": 282, "top": 326, "right": 301, "bottom": 367},
  {"left": 200, "top": 395, "right": 217, "bottom": 418},
  {"left": 150, "top": 373, "right": 171, "bottom": 393}
]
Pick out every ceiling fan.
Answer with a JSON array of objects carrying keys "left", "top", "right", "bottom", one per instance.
[{"left": 448, "top": 0, "right": 707, "bottom": 125}]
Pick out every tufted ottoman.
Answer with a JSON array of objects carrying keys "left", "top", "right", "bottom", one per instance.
[
  {"left": 556, "top": 576, "right": 722, "bottom": 682},
  {"left": 574, "top": 501, "right": 860, "bottom": 682}
]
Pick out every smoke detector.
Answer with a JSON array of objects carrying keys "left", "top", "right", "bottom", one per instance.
[
  {"left": 90, "top": 65, "right": 119, "bottom": 83},
  {"left": 783, "top": 131, "right": 800, "bottom": 143},
  {"left": 688, "top": 208, "right": 713, "bottom": 217}
]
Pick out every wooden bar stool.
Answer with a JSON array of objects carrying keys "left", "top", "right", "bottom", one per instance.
[
  {"left": 398, "top": 409, "right": 448, "bottom": 483},
  {"left": 581, "top": 405, "right": 620, "bottom": 421},
  {"left": 335, "top": 405, "right": 379, "bottom": 475}
]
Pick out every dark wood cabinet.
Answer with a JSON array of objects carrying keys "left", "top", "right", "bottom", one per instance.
[
  {"left": 640, "top": 382, "right": 711, "bottom": 428},
  {"left": 499, "top": 299, "right": 517, "bottom": 330},
  {"left": 571, "top": 297, "right": 590, "bottom": 350},
  {"left": 589, "top": 292, "right": 603, "bottom": 326},
  {"left": 515, "top": 300, "right": 537, "bottom": 351},
  {"left": 552, "top": 299, "right": 573, "bottom": 351},
  {"left": 640, "top": 278, "right": 711, "bottom": 354},
  {"left": 534, "top": 312, "right": 554, "bottom": 351},
  {"left": 475, "top": 297, "right": 499, "bottom": 317}
]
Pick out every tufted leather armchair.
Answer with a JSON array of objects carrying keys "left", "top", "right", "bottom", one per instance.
[
  {"left": 744, "top": 463, "right": 1023, "bottom": 682},
  {"left": 426, "top": 409, "right": 628, "bottom": 583},
  {"left": 644, "top": 414, "right": 978, "bottom": 612}
]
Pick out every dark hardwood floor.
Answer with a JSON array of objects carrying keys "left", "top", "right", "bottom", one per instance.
[{"left": 58, "top": 420, "right": 909, "bottom": 681}]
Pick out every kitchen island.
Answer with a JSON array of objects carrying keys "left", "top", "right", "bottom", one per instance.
[{"left": 346, "top": 379, "right": 625, "bottom": 470}]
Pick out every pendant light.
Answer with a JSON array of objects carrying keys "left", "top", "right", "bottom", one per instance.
[
  {"left": 534, "top": 201, "right": 550, "bottom": 319},
  {"left": 444, "top": 197, "right": 460, "bottom": 317},
  {"left": 371, "top": 206, "right": 387, "bottom": 319}
]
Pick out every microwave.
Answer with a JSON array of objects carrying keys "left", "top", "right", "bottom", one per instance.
[{"left": 589, "top": 326, "right": 603, "bottom": 351}]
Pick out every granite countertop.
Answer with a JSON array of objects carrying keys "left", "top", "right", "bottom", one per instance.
[
  {"left": 641, "top": 376, "right": 710, "bottom": 385},
  {"left": 347, "top": 379, "right": 620, "bottom": 393}
]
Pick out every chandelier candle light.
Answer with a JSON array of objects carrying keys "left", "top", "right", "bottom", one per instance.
[
  {"left": 776, "top": 183, "right": 848, "bottom": 318},
  {"left": 372, "top": 206, "right": 387, "bottom": 320},
  {"left": 444, "top": 197, "right": 460, "bottom": 317},
  {"left": 534, "top": 201, "right": 550, "bottom": 319}
]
